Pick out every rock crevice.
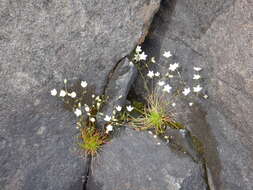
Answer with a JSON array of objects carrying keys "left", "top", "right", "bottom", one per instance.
[{"left": 132, "top": 0, "right": 253, "bottom": 189}]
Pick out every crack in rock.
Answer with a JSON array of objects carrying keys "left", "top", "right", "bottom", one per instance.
[
  {"left": 102, "top": 56, "right": 127, "bottom": 96},
  {"left": 83, "top": 155, "right": 92, "bottom": 190},
  {"left": 96, "top": 57, "right": 138, "bottom": 130}
]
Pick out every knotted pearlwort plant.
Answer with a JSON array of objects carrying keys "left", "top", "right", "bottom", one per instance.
[
  {"left": 128, "top": 45, "right": 208, "bottom": 138},
  {"left": 50, "top": 79, "right": 135, "bottom": 156},
  {"left": 50, "top": 45, "right": 208, "bottom": 156},
  {"left": 51, "top": 79, "right": 112, "bottom": 156}
]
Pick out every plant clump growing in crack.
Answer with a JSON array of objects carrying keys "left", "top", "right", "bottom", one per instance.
[
  {"left": 130, "top": 93, "right": 184, "bottom": 135},
  {"left": 79, "top": 127, "right": 108, "bottom": 156},
  {"left": 128, "top": 45, "right": 208, "bottom": 141},
  {"left": 51, "top": 79, "right": 110, "bottom": 156},
  {"left": 50, "top": 79, "right": 135, "bottom": 156},
  {"left": 50, "top": 44, "right": 208, "bottom": 156}
]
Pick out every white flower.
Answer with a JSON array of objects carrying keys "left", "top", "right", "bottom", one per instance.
[
  {"left": 203, "top": 94, "right": 208, "bottom": 99},
  {"left": 112, "top": 116, "right": 118, "bottom": 122},
  {"left": 69, "top": 92, "right": 77, "bottom": 98},
  {"left": 139, "top": 52, "right": 147, "bottom": 61},
  {"left": 148, "top": 131, "right": 153, "bottom": 135},
  {"left": 92, "top": 94, "right": 95, "bottom": 98},
  {"left": 182, "top": 87, "right": 191, "bottom": 96},
  {"left": 151, "top": 57, "right": 156, "bottom": 63},
  {"left": 147, "top": 70, "right": 155, "bottom": 78},
  {"left": 163, "top": 84, "right": 172, "bottom": 93},
  {"left": 136, "top": 45, "right": 142, "bottom": 53},
  {"left": 59, "top": 90, "right": 66, "bottom": 97},
  {"left": 165, "top": 72, "right": 174, "bottom": 78},
  {"left": 50, "top": 89, "right": 57, "bottom": 96},
  {"left": 104, "top": 115, "right": 111, "bottom": 122},
  {"left": 85, "top": 106, "right": 90, "bottom": 112},
  {"left": 168, "top": 74, "right": 174, "bottom": 78},
  {"left": 95, "top": 96, "right": 101, "bottom": 102},
  {"left": 179, "top": 129, "right": 186, "bottom": 134},
  {"left": 90, "top": 117, "right": 96, "bottom": 123},
  {"left": 74, "top": 108, "right": 82, "bottom": 117},
  {"left": 64, "top": 79, "right": 67, "bottom": 84},
  {"left": 155, "top": 72, "right": 160, "bottom": 77},
  {"left": 157, "top": 142, "right": 161, "bottom": 145},
  {"left": 153, "top": 135, "right": 157, "bottom": 138},
  {"left": 133, "top": 54, "right": 140, "bottom": 61},
  {"left": 193, "top": 67, "right": 202, "bottom": 71},
  {"left": 126, "top": 105, "right": 134, "bottom": 112},
  {"left": 158, "top": 81, "right": 165, "bottom": 86},
  {"left": 81, "top": 81, "right": 87, "bottom": 88},
  {"left": 189, "top": 102, "right": 194, "bottom": 107},
  {"left": 163, "top": 51, "right": 172, "bottom": 58},
  {"left": 106, "top": 124, "right": 113, "bottom": 133},
  {"left": 169, "top": 63, "right": 179, "bottom": 71},
  {"left": 172, "top": 103, "right": 176, "bottom": 107},
  {"left": 193, "top": 85, "right": 203, "bottom": 93},
  {"left": 115, "top": 105, "right": 122, "bottom": 112},
  {"left": 193, "top": 74, "right": 201, "bottom": 80}
]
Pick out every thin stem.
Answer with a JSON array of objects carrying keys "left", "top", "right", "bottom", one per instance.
[
  {"left": 133, "top": 106, "right": 145, "bottom": 115},
  {"left": 138, "top": 69, "right": 150, "bottom": 95}
]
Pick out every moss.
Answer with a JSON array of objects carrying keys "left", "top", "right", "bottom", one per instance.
[{"left": 192, "top": 136, "right": 205, "bottom": 155}]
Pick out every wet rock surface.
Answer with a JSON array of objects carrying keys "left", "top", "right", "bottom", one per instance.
[
  {"left": 133, "top": 0, "right": 253, "bottom": 189},
  {"left": 87, "top": 127, "right": 207, "bottom": 190},
  {"left": 0, "top": 0, "right": 160, "bottom": 189}
]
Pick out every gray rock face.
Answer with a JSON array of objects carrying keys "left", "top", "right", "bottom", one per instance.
[
  {"left": 134, "top": 0, "right": 253, "bottom": 189},
  {"left": 0, "top": 0, "right": 160, "bottom": 189},
  {"left": 87, "top": 127, "right": 207, "bottom": 190},
  {"left": 97, "top": 57, "right": 137, "bottom": 128},
  {"left": 0, "top": 100, "right": 85, "bottom": 190}
]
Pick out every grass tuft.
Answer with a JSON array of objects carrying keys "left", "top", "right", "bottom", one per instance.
[
  {"left": 79, "top": 127, "right": 108, "bottom": 156},
  {"left": 130, "top": 93, "right": 184, "bottom": 134}
]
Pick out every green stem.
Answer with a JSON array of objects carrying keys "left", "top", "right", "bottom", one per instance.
[{"left": 133, "top": 106, "right": 145, "bottom": 115}]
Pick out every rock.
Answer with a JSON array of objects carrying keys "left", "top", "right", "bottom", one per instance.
[
  {"left": 165, "top": 128, "right": 202, "bottom": 162},
  {"left": 0, "top": 0, "right": 161, "bottom": 189},
  {"left": 87, "top": 127, "right": 207, "bottom": 190},
  {"left": 97, "top": 57, "right": 137, "bottom": 128},
  {"left": 0, "top": 96, "right": 86, "bottom": 190},
  {"left": 133, "top": 0, "right": 253, "bottom": 189}
]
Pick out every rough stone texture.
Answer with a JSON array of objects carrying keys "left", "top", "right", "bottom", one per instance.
[
  {"left": 0, "top": 0, "right": 160, "bottom": 189},
  {"left": 97, "top": 57, "right": 137, "bottom": 128},
  {"left": 134, "top": 0, "right": 253, "bottom": 189},
  {"left": 0, "top": 98, "right": 85, "bottom": 190},
  {"left": 165, "top": 128, "right": 202, "bottom": 162},
  {"left": 87, "top": 127, "right": 207, "bottom": 190}
]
